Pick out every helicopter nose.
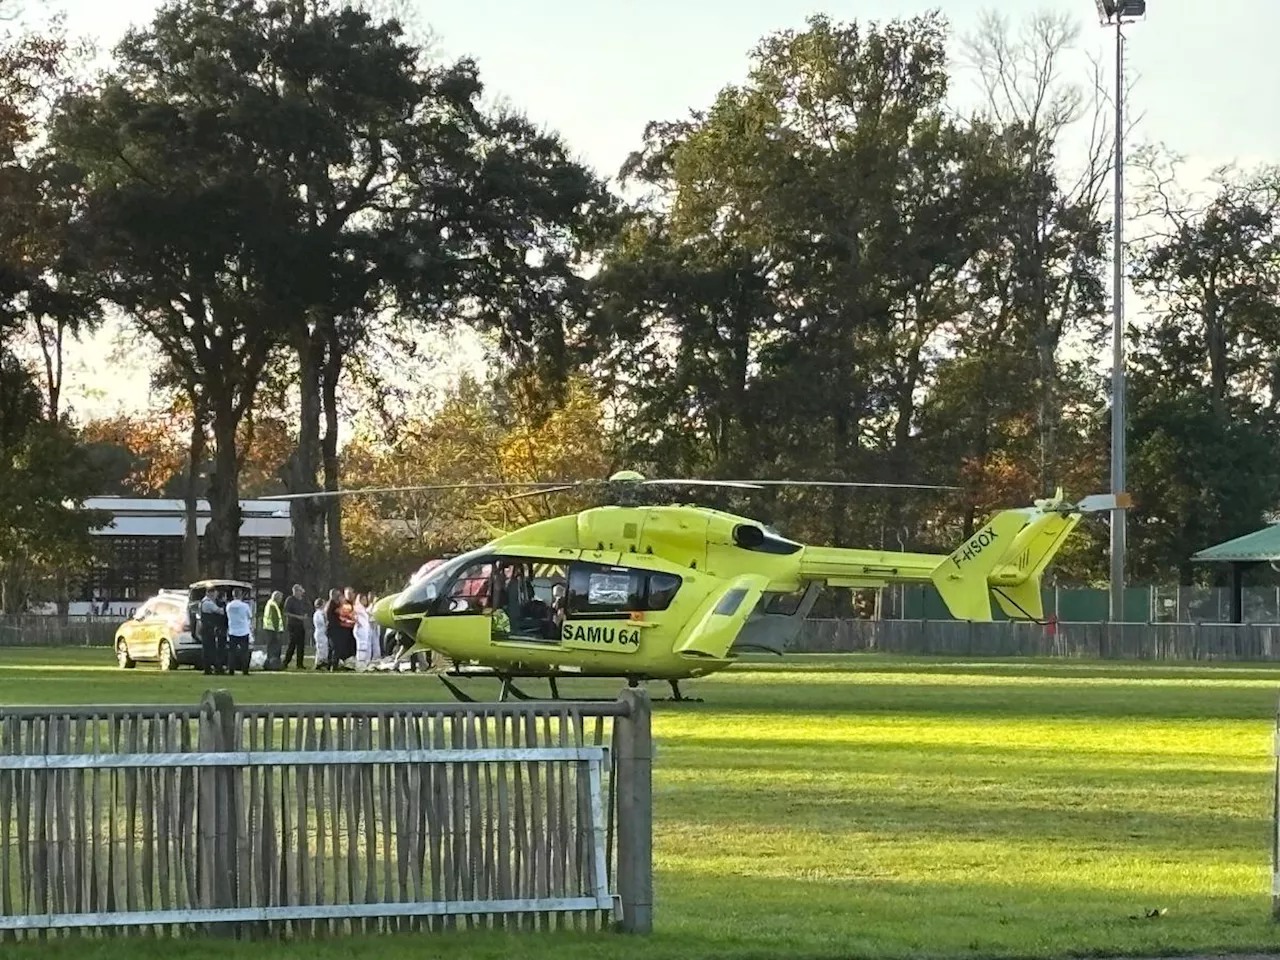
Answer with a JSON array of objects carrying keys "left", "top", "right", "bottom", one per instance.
[{"left": 372, "top": 594, "right": 397, "bottom": 630}]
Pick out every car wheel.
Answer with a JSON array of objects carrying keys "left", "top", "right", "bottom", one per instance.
[
  {"left": 158, "top": 640, "right": 174, "bottom": 671},
  {"left": 116, "top": 638, "right": 135, "bottom": 670}
]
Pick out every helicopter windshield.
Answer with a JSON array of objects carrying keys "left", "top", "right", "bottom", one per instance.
[{"left": 393, "top": 546, "right": 492, "bottom": 616}]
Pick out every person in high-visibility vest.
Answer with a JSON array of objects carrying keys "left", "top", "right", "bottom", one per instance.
[
  {"left": 490, "top": 607, "right": 510, "bottom": 639},
  {"left": 262, "top": 590, "right": 285, "bottom": 670}
]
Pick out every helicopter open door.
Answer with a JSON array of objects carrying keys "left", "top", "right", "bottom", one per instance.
[{"left": 674, "top": 573, "right": 771, "bottom": 660}]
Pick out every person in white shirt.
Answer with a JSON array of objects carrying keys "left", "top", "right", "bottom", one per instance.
[
  {"left": 312, "top": 597, "right": 329, "bottom": 670},
  {"left": 354, "top": 592, "right": 373, "bottom": 670},
  {"left": 225, "top": 588, "right": 252, "bottom": 676}
]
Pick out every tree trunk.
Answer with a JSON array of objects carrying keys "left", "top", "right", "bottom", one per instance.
[
  {"left": 886, "top": 338, "right": 924, "bottom": 544},
  {"left": 35, "top": 318, "right": 64, "bottom": 422},
  {"left": 287, "top": 328, "right": 325, "bottom": 595},
  {"left": 321, "top": 331, "right": 345, "bottom": 586},
  {"left": 204, "top": 397, "right": 242, "bottom": 579},
  {"left": 1036, "top": 330, "right": 1057, "bottom": 496},
  {"left": 1205, "top": 274, "right": 1228, "bottom": 415},
  {"left": 182, "top": 405, "right": 204, "bottom": 583}
]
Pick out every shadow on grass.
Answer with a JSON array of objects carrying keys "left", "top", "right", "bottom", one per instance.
[
  {"left": 657, "top": 684, "right": 1280, "bottom": 722},
  {"left": 652, "top": 791, "right": 1270, "bottom": 853},
  {"left": 748, "top": 655, "right": 1280, "bottom": 682},
  {"left": 6, "top": 874, "right": 1280, "bottom": 960},
  {"left": 659, "top": 736, "right": 1273, "bottom": 771}
]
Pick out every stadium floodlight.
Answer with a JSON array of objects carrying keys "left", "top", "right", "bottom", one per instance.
[
  {"left": 1092, "top": 0, "right": 1144, "bottom": 622},
  {"left": 1096, "top": 0, "right": 1146, "bottom": 21}
]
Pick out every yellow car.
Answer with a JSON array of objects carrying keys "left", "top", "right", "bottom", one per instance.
[{"left": 114, "top": 579, "right": 254, "bottom": 671}]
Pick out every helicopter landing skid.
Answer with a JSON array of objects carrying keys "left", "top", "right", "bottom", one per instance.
[
  {"left": 657, "top": 679, "right": 703, "bottom": 704},
  {"left": 436, "top": 671, "right": 701, "bottom": 704},
  {"left": 436, "top": 672, "right": 615, "bottom": 704}
]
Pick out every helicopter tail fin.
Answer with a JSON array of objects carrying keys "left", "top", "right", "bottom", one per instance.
[
  {"left": 929, "top": 489, "right": 1091, "bottom": 621},
  {"left": 928, "top": 509, "right": 1033, "bottom": 621},
  {"left": 987, "top": 508, "right": 1082, "bottom": 620}
]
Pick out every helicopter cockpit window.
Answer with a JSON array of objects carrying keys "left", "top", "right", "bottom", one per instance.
[
  {"left": 440, "top": 559, "right": 494, "bottom": 614},
  {"left": 393, "top": 548, "right": 488, "bottom": 616}
]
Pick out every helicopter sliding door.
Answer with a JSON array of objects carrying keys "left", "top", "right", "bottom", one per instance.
[
  {"left": 557, "top": 560, "right": 683, "bottom": 655},
  {"left": 425, "top": 553, "right": 569, "bottom": 651}
]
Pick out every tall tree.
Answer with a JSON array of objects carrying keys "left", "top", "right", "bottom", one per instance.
[
  {"left": 49, "top": 6, "right": 296, "bottom": 575},
  {"left": 62, "top": 0, "right": 611, "bottom": 592},
  {"left": 595, "top": 12, "right": 1041, "bottom": 549},
  {"left": 1126, "top": 162, "right": 1280, "bottom": 581},
  {"left": 0, "top": 4, "right": 109, "bottom": 608},
  {"left": 959, "top": 8, "right": 1110, "bottom": 497}
]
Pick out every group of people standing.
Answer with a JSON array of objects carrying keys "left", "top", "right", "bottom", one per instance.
[
  {"left": 258, "top": 584, "right": 417, "bottom": 671},
  {"left": 198, "top": 582, "right": 419, "bottom": 674},
  {"left": 197, "top": 584, "right": 256, "bottom": 675}
]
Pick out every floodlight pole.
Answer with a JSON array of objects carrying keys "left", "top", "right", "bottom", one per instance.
[{"left": 1106, "top": 8, "right": 1130, "bottom": 625}]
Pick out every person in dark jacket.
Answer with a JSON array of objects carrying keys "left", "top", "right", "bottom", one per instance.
[
  {"left": 199, "top": 586, "right": 224, "bottom": 675},
  {"left": 282, "top": 584, "right": 308, "bottom": 669},
  {"left": 324, "top": 587, "right": 348, "bottom": 668}
]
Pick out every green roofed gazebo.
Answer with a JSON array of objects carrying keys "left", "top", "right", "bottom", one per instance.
[{"left": 1191, "top": 523, "right": 1280, "bottom": 623}]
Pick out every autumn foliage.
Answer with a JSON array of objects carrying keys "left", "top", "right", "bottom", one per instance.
[{"left": 340, "top": 376, "right": 611, "bottom": 590}]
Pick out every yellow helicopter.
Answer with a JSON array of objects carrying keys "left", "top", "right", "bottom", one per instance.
[{"left": 268, "top": 471, "right": 1116, "bottom": 702}]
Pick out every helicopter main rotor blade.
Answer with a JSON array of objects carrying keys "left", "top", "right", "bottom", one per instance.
[
  {"left": 259, "top": 482, "right": 575, "bottom": 502},
  {"left": 642, "top": 479, "right": 765, "bottom": 490},
  {"left": 500, "top": 484, "right": 585, "bottom": 502},
  {"left": 714, "top": 479, "right": 961, "bottom": 491}
]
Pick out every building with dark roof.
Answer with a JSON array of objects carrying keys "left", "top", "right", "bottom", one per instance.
[{"left": 58, "top": 497, "right": 291, "bottom": 616}]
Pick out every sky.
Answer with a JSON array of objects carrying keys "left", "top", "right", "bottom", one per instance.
[{"left": 46, "top": 0, "right": 1280, "bottom": 419}]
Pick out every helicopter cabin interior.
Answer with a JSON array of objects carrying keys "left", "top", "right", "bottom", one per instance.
[{"left": 423, "top": 552, "right": 683, "bottom": 645}]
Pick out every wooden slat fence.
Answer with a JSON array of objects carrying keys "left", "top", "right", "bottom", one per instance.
[
  {"left": 1273, "top": 695, "right": 1280, "bottom": 920},
  {"left": 0, "top": 689, "right": 653, "bottom": 939},
  {"left": 0, "top": 617, "right": 117, "bottom": 648},
  {"left": 798, "top": 618, "right": 1280, "bottom": 661}
]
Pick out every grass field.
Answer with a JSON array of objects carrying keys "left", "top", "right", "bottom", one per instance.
[{"left": 6, "top": 647, "right": 1280, "bottom": 960}]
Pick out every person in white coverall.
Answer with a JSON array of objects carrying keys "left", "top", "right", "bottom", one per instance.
[{"left": 354, "top": 593, "right": 373, "bottom": 669}]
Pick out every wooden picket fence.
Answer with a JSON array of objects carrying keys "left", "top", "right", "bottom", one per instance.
[
  {"left": 0, "top": 690, "right": 653, "bottom": 939},
  {"left": 0, "top": 616, "right": 118, "bottom": 648}
]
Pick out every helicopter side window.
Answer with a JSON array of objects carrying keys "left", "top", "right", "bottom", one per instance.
[
  {"left": 646, "top": 573, "right": 681, "bottom": 611},
  {"left": 568, "top": 565, "right": 642, "bottom": 616},
  {"left": 566, "top": 563, "right": 683, "bottom": 616}
]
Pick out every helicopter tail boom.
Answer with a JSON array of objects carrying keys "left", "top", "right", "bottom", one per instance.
[{"left": 796, "top": 496, "right": 1085, "bottom": 622}]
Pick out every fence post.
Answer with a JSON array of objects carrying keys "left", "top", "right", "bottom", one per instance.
[
  {"left": 615, "top": 687, "right": 653, "bottom": 934},
  {"left": 198, "top": 689, "right": 238, "bottom": 936},
  {"left": 1273, "top": 693, "right": 1280, "bottom": 920}
]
